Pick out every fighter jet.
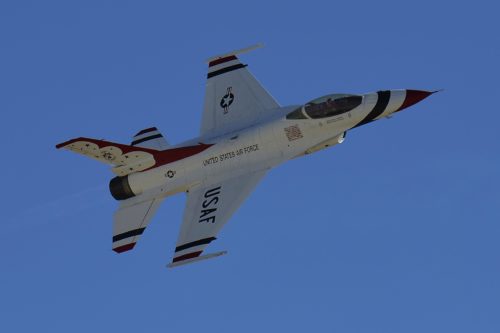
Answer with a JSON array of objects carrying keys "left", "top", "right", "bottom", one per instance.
[{"left": 56, "top": 44, "right": 436, "bottom": 267}]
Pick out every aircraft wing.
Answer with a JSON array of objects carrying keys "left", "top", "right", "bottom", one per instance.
[
  {"left": 200, "top": 44, "right": 279, "bottom": 138},
  {"left": 168, "top": 169, "right": 267, "bottom": 267},
  {"left": 112, "top": 197, "right": 164, "bottom": 253}
]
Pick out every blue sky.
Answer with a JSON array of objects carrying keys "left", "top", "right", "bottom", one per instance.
[{"left": 1, "top": 0, "right": 499, "bottom": 332}]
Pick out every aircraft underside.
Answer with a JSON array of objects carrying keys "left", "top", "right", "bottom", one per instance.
[{"left": 56, "top": 44, "right": 436, "bottom": 267}]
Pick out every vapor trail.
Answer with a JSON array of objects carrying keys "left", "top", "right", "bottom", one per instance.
[{"left": 5, "top": 184, "right": 110, "bottom": 231}]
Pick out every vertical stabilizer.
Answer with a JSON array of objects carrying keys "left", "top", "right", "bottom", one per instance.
[{"left": 131, "top": 127, "right": 170, "bottom": 150}]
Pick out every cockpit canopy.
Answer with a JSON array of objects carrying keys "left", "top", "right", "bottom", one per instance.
[{"left": 287, "top": 94, "right": 363, "bottom": 120}]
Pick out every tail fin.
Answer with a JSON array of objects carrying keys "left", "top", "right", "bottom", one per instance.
[{"left": 131, "top": 127, "right": 169, "bottom": 150}]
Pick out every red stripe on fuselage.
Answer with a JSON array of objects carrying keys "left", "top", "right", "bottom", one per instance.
[{"left": 150, "top": 144, "right": 213, "bottom": 169}]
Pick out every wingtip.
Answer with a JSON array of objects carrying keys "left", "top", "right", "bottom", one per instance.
[
  {"left": 167, "top": 250, "right": 227, "bottom": 268},
  {"left": 55, "top": 139, "right": 73, "bottom": 149},
  {"left": 205, "top": 43, "right": 265, "bottom": 63},
  {"left": 113, "top": 243, "right": 137, "bottom": 253},
  {"left": 253, "top": 42, "right": 265, "bottom": 49},
  {"left": 55, "top": 137, "right": 85, "bottom": 149}
]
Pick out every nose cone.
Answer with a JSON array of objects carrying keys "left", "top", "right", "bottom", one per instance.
[{"left": 396, "top": 90, "right": 436, "bottom": 112}]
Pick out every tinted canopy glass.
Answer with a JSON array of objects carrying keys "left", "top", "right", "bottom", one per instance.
[{"left": 304, "top": 94, "right": 362, "bottom": 119}]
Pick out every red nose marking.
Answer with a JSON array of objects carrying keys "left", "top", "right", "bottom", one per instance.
[{"left": 396, "top": 90, "right": 435, "bottom": 112}]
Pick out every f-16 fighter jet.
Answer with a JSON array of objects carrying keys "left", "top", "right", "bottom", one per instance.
[{"left": 56, "top": 45, "right": 436, "bottom": 267}]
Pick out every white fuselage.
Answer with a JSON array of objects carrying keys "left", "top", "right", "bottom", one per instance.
[{"left": 124, "top": 90, "right": 406, "bottom": 202}]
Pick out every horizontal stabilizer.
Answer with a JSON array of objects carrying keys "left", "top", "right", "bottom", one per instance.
[
  {"left": 56, "top": 137, "right": 213, "bottom": 176},
  {"left": 113, "top": 197, "right": 164, "bottom": 253},
  {"left": 167, "top": 251, "right": 227, "bottom": 268},
  {"left": 56, "top": 137, "right": 157, "bottom": 175}
]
